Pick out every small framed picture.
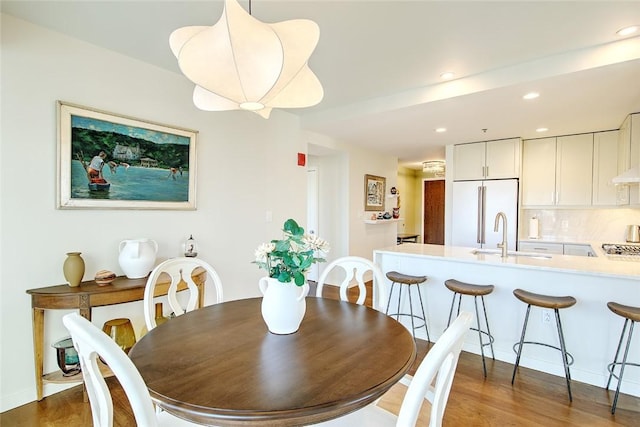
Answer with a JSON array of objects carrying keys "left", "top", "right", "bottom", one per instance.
[
  {"left": 57, "top": 101, "right": 197, "bottom": 209},
  {"left": 364, "top": 174, "right": 386, "bottom": 211}
]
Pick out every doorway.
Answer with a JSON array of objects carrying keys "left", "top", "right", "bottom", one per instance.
[
  {"left": 423, "top": 180, "right": 445, "bottom": 244},
  {"left": 307, "top": 166, "right": 319, "bottom": 281}
]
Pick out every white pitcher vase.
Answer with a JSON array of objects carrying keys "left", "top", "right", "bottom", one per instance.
[
  {"left": 118, "top": 238, "right": 158, "bottom": 279},
  {"left": 259, "top": 277, "right": 309, "bottom": 335}
]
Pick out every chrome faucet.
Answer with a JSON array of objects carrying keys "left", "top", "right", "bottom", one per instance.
[{"left": 494, "top": 212, "right": 508, "bottom": 258}]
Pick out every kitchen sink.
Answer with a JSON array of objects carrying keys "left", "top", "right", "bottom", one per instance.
[{"left": 471, "top": 249, "right": 552, "bottom": 259}]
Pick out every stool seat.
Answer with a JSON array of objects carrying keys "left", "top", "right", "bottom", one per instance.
[
  {"left": 513, "top": 289, "right": 576, "bottom": 309},
  {"left": 607, "top": 301, "right": 640, "bottom": 322},
  {"left": 386, "top": 271, "right": 427, "bottom": 285},
  {"left": 445, "top": 279, "right": 494, "bottom": 296}
]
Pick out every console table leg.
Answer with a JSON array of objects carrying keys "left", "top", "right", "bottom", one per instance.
[{"left": 32, "top": 309, "right": 44, "bottom": 401}]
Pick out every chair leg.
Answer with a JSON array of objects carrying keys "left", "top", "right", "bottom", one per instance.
[
  {"left": 512, "top": 304, "right": 531, "bottom": 385},
  {"left": 408, "top": 285, "right": 416, "bottom": 340},
  {"left": 415, "top": 284, "right": 430, "bottom": 342},
  {"left": 606, "top": 318, "right": 629, "bottom": 389},
  {"left": 385, "top": 282, "right": 396, "bottom": 316},
  {"left": 395, "top": 284, "right": 403, "bottom": 321},
  {"left": 446, "top": 292, "right": 458, "bottom": 328},
  {"left": 473, "top": 296, "right": 488, "bottom": 377},
  {"left": 611, "top": 320, "right": 635, "bottom": 414},
  {"left": 554, "top": 309, "right": 572, "bottom": 402},
  {"left": 480, "top": 296, "right": 495, "bottom": 360}
]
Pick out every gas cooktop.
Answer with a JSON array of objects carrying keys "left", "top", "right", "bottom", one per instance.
[{"left": 601, "top": 243, "right": 640, "bottom": 257}]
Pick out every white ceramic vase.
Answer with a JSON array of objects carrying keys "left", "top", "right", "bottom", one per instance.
[
  {"left": 118, "top": 238, "right": 158, "bottom": 279},
  {"left": 259, "top": 277, "right": 309, "bottom": 334}
]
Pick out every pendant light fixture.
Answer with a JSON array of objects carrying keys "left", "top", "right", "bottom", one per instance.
[{"left": 169, "top": 0, "right": 324, "bottom": 118}]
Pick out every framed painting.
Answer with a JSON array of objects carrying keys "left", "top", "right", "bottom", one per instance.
[
  {"left": 57, "top": 101, "right": 197, "bottom": 209},
  {"left": 364, "top": 174, "right": 386, "bottom": 211}
]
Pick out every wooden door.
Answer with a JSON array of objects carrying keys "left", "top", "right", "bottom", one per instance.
[{"left": 423, "top": 180, "right": 445, "bottom": 245}]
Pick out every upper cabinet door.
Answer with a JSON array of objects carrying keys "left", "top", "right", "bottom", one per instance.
[
  {"left": 453, "top": 138, "right": 521, "bottom": 181},
  {"left": 592, "top": 130, "right": 619, "bottom": 206},
  {"left": 556, "top": 134, "right": 593, "bottom": 206},
  {"left": 485, "top": 138, "right": 521, "bottom": 179},
  {"left": 521, "top": 137, "right": 556, "bottom": 206},
  {"left": 453, "top": 142, "right": 486, "bottom": 180}
]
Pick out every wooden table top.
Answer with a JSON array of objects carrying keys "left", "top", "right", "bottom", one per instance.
[{"left": 128, "top": 297, "right": 416, "bottom": 426}]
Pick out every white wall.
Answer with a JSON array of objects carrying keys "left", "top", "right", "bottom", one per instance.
[
  {"left": 0, "top": 14, "right": 400, "bottom": 411},
  {"left": 0, "top": 14, "right": 308, "bottom": 410}
]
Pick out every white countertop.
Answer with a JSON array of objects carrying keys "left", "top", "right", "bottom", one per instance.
[{"left": 374, "top": 243, "right": 640, "bottom": 280}]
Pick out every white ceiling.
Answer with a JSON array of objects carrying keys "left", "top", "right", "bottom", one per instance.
[{"left": 3, "top": 1, "right": 640, "bottom": 169}]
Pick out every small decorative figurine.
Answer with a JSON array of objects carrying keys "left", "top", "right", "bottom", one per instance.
[
  {"left": 390, "top": 187, "right": 398, "bottom": 195},
  {"left": 184, "top": 234, "right": 198, "bottom": 257}
]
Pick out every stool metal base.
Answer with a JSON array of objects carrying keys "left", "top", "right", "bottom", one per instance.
[
  {"left": 511, "top": 305, "right": 574, "bottom": 402},
  {"left": 447, "top": 292, "right": 495, "bottom": 377},
  {"left": 606, "top": 317, "right": 639, "bottom": 414},
  {"left": 385, "top": 281, "right": 430, "bottom": 342}
]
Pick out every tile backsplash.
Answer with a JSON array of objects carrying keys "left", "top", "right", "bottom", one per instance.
[{"left": 520, "top": 208, "right": 640, "bottom": 243}]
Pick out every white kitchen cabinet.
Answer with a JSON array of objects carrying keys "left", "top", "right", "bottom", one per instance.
[
  {"left": 522, "top": 134, "right": 594, "bottom": 207},
  {"left": 521, "top": 137, "right": 556, "bottom": 205},
  {"left": 563, "top": 244, "right": 596, "bottom": 257},
  {"left": 592, "top": 130, "right": 619, "bottom": 206},
  {"left": 556, "top": 133, "right": 593, "bottom": 206},
  {"left": 518, "top": 241, "right": 564, "bottom": 254},
  {"left": 453, "top": 138, "right": 521, "bottom": 181}
]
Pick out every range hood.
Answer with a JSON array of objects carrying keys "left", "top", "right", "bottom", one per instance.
[{"left": 612, "top": 166, "right": 640, "bottom": 184}]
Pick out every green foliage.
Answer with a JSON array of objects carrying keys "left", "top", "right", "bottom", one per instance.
[{"left": 253, "top": 218, "right": 330, "bottom": 286}]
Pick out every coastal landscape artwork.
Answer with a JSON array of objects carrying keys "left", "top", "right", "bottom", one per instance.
[{"left": 57, "top": 101, "right": 197, "bottom": 209}]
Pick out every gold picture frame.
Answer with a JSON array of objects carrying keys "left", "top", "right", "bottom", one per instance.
[
  {"left": 57, "top": 101, "right": 197, "bottom": 210},
  {"left": 364, "top": 174, "right": 386, "bottom": 211}
]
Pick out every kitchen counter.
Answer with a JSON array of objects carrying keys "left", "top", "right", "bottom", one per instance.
[
  {"left": 373, "top": 244, "right": 639, "bottom": 397},
  {"left": 374, "top": 242, "right": 640, "bottom": 280}
]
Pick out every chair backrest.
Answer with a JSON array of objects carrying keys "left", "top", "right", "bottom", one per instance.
[
  {"left": 144, "top": 257, "right": 224, "bottom": 331},
  {"left": 315, "top": 256, "right": 387, "bottom": 311},
  {"left": 396, "top": 311, "right": 473, "bottom": 427},
  {"left": 62, "top": 313, "right": 159, "bottom": 427}
]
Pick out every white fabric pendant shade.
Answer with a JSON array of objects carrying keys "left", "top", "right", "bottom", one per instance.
[{"left": 170, "top": 0, "right": 323, "bottom": 118}]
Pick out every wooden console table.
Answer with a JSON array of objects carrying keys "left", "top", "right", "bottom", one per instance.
[{"left": 26, "top": 270, "right": 206, "bottom": 401}]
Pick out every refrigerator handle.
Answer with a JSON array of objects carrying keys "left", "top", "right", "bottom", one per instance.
[
  {"left": 480, "top": 185, "right": 486, "bottom": 244},
  {"left": 476, "top": 186, "right": 483, "bottom": 244}
]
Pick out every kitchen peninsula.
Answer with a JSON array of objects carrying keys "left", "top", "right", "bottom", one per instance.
[{"left": 374, "top": 243, "right": 640, "bottom": 397}]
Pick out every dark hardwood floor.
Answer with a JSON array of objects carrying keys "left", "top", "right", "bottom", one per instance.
[{"left": 2, "top": 282, "right": 638, "bottom": 426}]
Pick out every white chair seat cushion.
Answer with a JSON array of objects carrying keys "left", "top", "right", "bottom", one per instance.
[{"left": 314, "top": 403, "right": 397, "bottom": 426}]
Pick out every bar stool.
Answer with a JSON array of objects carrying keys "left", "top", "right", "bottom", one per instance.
[
  {"left": 385, "top": 271, "right": 430, "bottom": 341},
  {"left": 605, "top": 301, "right": 640, "bottom": 414},
  {"left": 444, "top": 279, "right": 495, "bottom": 377},
  {"left": 511, "top": 289, "right": 576, "bottom": 401}
]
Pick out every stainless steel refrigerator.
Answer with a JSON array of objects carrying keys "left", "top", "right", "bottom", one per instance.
[{"left": 451, "top": 179, "right": 518, "bottom": 249}]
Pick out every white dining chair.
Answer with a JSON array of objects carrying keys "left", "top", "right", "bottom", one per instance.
[
  {"left": 62, "top": 312, "right": 198, "bottom": 427},
  {"left": 315, "top": 256, "right": 388, "bottom": 311},
  {"left": 143, "top": 257, "right": 224, "bottom": 331},
  {"left": 311, "top": 311, "right": 473, "bottom": 427}
]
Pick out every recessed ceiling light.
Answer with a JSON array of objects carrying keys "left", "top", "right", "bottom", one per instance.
[
  {"left": 440, "top": 72, "right": 455, "bottom": 80},
  {"left": 523, "top": 92, "right": 540, "bottom": 100},
  {"left": 536, "top": 127, "right": 548, "bottom": 133},
  {"left": 435, "top": 127, "right": 447, "bottom": 133},
  {"left": 616, "top": 25, "right": 639, "bottom": 37}
]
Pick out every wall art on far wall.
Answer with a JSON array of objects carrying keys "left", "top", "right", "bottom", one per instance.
[
  {"left": 57, "top": 101, "right": 197, "bottom": 209},
  {"left": 364, "top": 174, "right": 386, "bottom": 211}
]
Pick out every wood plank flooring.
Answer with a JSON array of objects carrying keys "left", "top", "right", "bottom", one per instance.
[{"left": 2, "top": 282, "right": 638, "bottom": 426}]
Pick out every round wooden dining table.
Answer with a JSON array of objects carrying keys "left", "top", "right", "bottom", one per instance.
[{"left": 128, "top": 296, "right": 416, "bottom": 426}]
